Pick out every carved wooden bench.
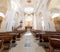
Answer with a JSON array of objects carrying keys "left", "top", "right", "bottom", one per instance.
[
  {"left": 49, "top": 38, "right": 60, "bottom": 52},
  {"left": 0, "top": 40, "right": 3, "bottom": 52},
  {"left": 0, "top": 36, "right": 12, "bottom": 50}
]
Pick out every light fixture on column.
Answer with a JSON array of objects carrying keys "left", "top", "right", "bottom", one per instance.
[
  {"left": 0, "top": 16, "right": 3, "bottom": 28},
  {"left": 27, "top": 0, "right": 31, "bottom": 3}
]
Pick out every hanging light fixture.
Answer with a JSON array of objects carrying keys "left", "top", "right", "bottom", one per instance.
[{"left": 27, "top": 0, "right": 31, "bottom": 3}]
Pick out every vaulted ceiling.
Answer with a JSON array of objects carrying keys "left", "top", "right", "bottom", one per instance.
[
  {"left": 0, "top": 0, "right": 10, "bottom": 14},
  {"left": 48, "top": 0, "right": 60, "bottom": 13},
  {"left": 0, "top": 0, "right": 60, "bottom": 15}
]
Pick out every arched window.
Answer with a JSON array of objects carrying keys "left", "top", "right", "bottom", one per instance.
[
  {"left": 52, "top": 13, "right": 60, "bottom": 31},
  {"left": 0, "top": 12, "right": 5, "bottom": 28},
  {"left": 54, "top": 17, "right": 60, "bottom": 31}
]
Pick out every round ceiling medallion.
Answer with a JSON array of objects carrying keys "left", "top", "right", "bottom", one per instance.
[{"left": 27, "top": 0, "right": 31, "bottom": 3}]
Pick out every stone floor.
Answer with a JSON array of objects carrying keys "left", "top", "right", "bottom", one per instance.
[{"left": 4, "top": 31, "right": 46, "bottom": 52}]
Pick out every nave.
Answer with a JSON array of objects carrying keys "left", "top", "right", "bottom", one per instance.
[
  {"left": 9, "top": 31, "right": 46, "bottom": 52},
  {"left": 0, "top": 0, "right": 60, "bottom": 52}
]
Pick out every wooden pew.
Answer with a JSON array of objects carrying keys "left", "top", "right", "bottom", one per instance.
[
  {"left": 0, "top": 30, "right": 27, "bottom": 51},
  {"left": 14, "top": 29, "right": 26, "bottom": 38},
  {"left": 0, "top": 32, "right": 19, "bottom": 49},
  {"left": 6, "top": 31, "right": 19, "bottom": 39},
  {"left": 41, "top": 31, "right": 60, "bottom": 42},
  {"left": 31, "top": 30, "right": 41, "bottom": 37},
  {"left": 49, "top": 38, "right": 60, "bottom": 52},
  {"left": 38, "top": 31, "right": 60, "bottom": 48},
  {"left": 0, "top": 36, "right": 12, "bottom": 50},
  {"left": 35, "top": 31, "right": 45, "bottom": 41},
  {"left": 32, "top": 31, "right": 60, "bottom": 50},
  {"left": 7, "top": 33, "right": 18, "bottom": 43},
  {"left": 31, "top": 30, "right": 46, "bottom": 41},
  {"left": 31, "top": 30, "right": 41, "bottom": 34},
  {"left": 0, "top": 40, "right": 3, "bottom": 52}
]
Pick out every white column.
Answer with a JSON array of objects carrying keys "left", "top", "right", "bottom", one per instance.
[
  {"left": 32, "top": 14, "right": 37, "bottom": 29},
  {"left": 43, "top": 10, "right": 56, "bottom": 31},
  {"left": 6, "top": 9, "right": 16, "bottom": 31}
]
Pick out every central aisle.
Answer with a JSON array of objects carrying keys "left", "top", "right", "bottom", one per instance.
[{"left": 9, "top": 31, "right": 46, "bottom": 52}]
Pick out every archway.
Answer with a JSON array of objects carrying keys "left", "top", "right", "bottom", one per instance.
[{"left": 25, "top": 14, "right": 33, "bottom": 30}]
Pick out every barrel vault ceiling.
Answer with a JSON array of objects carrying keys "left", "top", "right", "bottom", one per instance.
[{"left": 0, "top": 0, "right": 60, "bottom": 15}]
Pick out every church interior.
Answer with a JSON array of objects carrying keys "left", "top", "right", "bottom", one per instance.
[{"left": 0, "top": 0, "right": 60, "bottom": 52}]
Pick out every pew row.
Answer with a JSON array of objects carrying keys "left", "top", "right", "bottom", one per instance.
[
  {"left": 0, "top": 30, "right": 26, "bottom": 51},
  {"left": 14, "top": 29, "right": 26, "bottom": 38},
  {"left": 31, "top": 30, "right": 60, "bottom": 51},
  {"left": 49, "top": 35, "right": 60, "bottom": 52},
  {"left": 0, "top": 32, "right": 18, "bottom": 50},
  {"left": 0, "top": 40, "right": 3, "bottom": 52}
]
